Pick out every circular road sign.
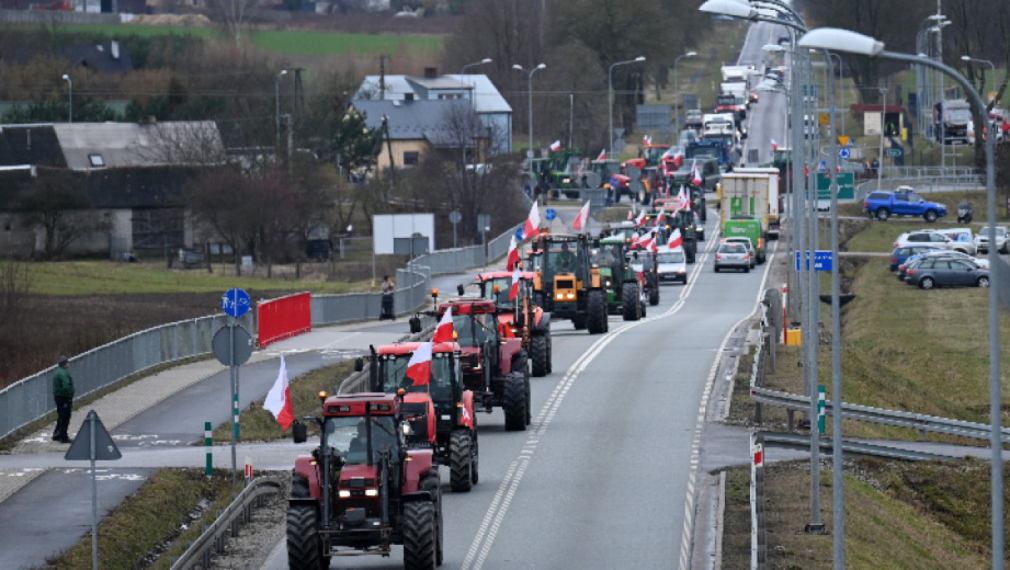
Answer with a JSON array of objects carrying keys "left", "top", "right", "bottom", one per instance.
[
  {"left": 449, "top": 210, "right": 462, "bottom": 224},
  {"left": 838, "top": 148, "right": 851, "bottom": 160},
  {"left": 544, "top": 208, "right": 557, "bottom": 221},
  {"left": 212, "top": 325, "right": 254, "bottom": 367},
  {"left": 221, "top": 288, "right": 251, "bottom": 318}
]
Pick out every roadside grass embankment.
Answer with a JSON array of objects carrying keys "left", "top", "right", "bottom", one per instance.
[{"left": 721, "top": 209, "right": 1010, "bottom": 567}]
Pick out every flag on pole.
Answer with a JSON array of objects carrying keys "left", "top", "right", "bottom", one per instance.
[
  {"left": 640, "top": 228, "right": 657, "bottom": 252},
  {"left": 654, "top": 210, "right": 666, "bottom": 227},
  {"left": 507, "top": 235, "right": 520, "bottom": 271},
  {"left": 770, "top": 138, "right": 778, "bottom": 151},
  {"left": 509, "top": 266, "right": 521, "bottom": 301},
  {"left": 667, "top": 228, "right": 683, "bottom": 249},
  {"left": 264, "top": 355, "right": 295, "bottom": 431},
  {"left": 596, "top": 149, "right": 606, "bottom": 161},
  {"left": 406, "top": 342, "right": 433, "bottom": 387},
  {"left": 433, "top": 307, "right": 453, "bottom": 343},
  {"left": 643, "top": 134, "right": 652, "bottom": 147},
  {"left": 550, "top": 140, "right": 561, "bottom": 152},
  {"left": 627, "top": 209, "right": 635, "bottom": 221},
  {"left": 572, "top": 200, "right": 591, "bottom": 231},
  {"left": 523, "top": 202, "right": 541, "bottom": 241},
  {"left": 691, "top": 159, "right": 702, "bottom": 186},
  {"left": 633, "top": 210, "right": 647, "bottom": 228}
]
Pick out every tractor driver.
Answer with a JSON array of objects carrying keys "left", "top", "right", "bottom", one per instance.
[{"left": 556, "top": 242, "right": 576, "bottom": 272}]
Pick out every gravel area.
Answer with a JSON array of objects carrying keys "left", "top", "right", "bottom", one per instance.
[{"left": 208, "top": 472, "right": 291, "bottom": 569}]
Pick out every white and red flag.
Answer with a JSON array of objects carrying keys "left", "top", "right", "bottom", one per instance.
[
  {"left": 675, "top": 186, "right": 691, "bottom": 212},
  {"left": 549, "top": 140, "right": 561, "bottom": 152},
  {"left": 643, "top": 134, "right": 652, "bottom": 146},
  {"left": 264, "top": 355, "right": 295, "bottom": 431},
  {"left": 691, "top": 159, "right": 702, "bottom": 186},
  {"left": 523, "top": 202, "right": 541, "bottom": 241},
  {"left": 654, "top": 210, "right": 666, "bottom": 227},
  {"left": 509, "top": 266, "right": 522, "bottom": 301},
  {"left": 633, "top": 210, "right": 647, "bottom": 228},
  {"left": 432, "top": 307, "right": 453, "bottom": 343},
  {"left": 667, "top": 228, "right": 683, "bottom": 249},
  {"left": 640, "top": 229, "right": 658, "bottom": 252},
  {"left": 596, "top": 149, "right": 606, "bottom": 161},
  {"left": 572, "top": 201, "right": 591, "bottom": 231},
  {"left": 507, "top": 235, "right": 520, "bottom": 271},
  {"left": 770, "top": 138, "right": 778, "bottom": 151},
  {"left": 406, "top": 341, "right": 433, "bottom": 387}
]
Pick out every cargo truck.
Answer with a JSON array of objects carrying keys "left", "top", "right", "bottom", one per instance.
[
  {"left": 719, "top": 172, "right": 771, "bottom": 237},
  {"left": 734, "top": 167, "right": 780, "bottom": 239}
]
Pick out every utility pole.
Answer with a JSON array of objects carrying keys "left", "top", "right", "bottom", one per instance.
[{"left": 379, "top": 55, "right": 388, "bottom": 99}]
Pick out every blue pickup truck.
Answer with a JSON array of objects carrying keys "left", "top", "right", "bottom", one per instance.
[{"left": 864, "top": 187, "right": 947, "bottom": 222}]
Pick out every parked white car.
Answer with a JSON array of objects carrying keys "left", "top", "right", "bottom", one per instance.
[
  {"left": 894, "top": 230, "right": 976, "bottom": 256},
  {"left": 973, "top": 226, "right": 1009, "bottom": 254}
]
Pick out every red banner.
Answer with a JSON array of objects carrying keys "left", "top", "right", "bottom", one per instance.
[{"left": 258, "top": 292, "right": 312, "bottom": 348}]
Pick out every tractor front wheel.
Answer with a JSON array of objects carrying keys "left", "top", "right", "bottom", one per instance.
[
  {"left": 648, "top": 275, "right": 660, "bottom": 306},
  {"left": 449, "top": 431, "right": 473, "bottom": 492},
  {"left": 403, "top": 501, "right": 437, "bottom": 570},
  {"left": 530, "top": 335, "right": 549, "bottom": 377},
  {"left": 418, "top": 469, "right": 443, "bottom": 566},
  {"left": 471, "top": 415, "right": 479, "bottom": 484},
  {"left": 587, "top": 290, "right": 608, "bottom": 334},
  {"left": 287, "top": 478, "right": 325, "bottom": 570},
  {"left": 622, "top": 282, "right": 641, "bottom": 321},
  {"left": 503, "top": 373, "right": 528, "bottom": 431}
]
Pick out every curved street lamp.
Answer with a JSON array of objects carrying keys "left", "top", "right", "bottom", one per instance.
[
  {"left": 672, "top": 52, "right": 697, "bottom": 139},
  {"left": 800, "top": 26, "right": 1001, "bottom": 569},
  {"left": 608, "top": 56, "right": 646, "bottom": 156},
  {"left": 61, "top": 74, "right": 72, "bottom": 123},
  {"left": 276, "top": 69, "right": 288, "bottom": 152},
  {"left": 513, "top": 63, "right": 546, "bottom": 161}
]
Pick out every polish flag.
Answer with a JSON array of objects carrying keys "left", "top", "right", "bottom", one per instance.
[
  {"left": 634, "top": 210, "right": 647, "bottom": 228},
  {"left": 627, "top": 209, "right": 635, "bottom": 221},
  {"left": 691, "top": 160, "right": 702, "bottom": 186},
  {"left": 523, "top": 202, "right": 541, "bottom": 241},
  {"left": 406, "top": 341, "right": 433, "bottom": 387},
  {"left": 572, "top": 200, "right": 591, "bottom": 231},
  {"left": 770, "top": 138, "right": 778, "bottom": 151},
  {"left": 631, "top": 232, "right": 641, "bottom": 247},
  {"left": 654, "top": 210, "right": 666, "bottom": 227},
  {"left": 507, "top": 235, "right": 520, "bottom": 271},
  {"left": 433, "top": 307, "right": 453, "bottom": 343},
  {"left": 660, "top": 160, "right": 670, "bottom": 178},
  {"left": 643, "top": 134, "right": 651, "bottom": 147},
  {"left": 509, "top": 266, "right": 521, "bottom": 302},
  {"left": 640, "top": 229, "right": 658, "bottom": 252},
  {"left": 596, "top": 149, "right": 606, "bottom": 161},
  {"left": 264, "top": 355, "right": 295, "bottom": 431},
  {"left": 667, "top": 228, "right": 683, "bottom": 249},
  {"left": 550, "top": 140, "right": 561, "bottom": 152}
]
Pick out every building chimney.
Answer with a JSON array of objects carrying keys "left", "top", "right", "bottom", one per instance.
[
  {"left": 424, "top": 67, "right": 437, "bottom": 79},
  {"left": 111, "top": 39, "right": 120, "bottom": 60}
]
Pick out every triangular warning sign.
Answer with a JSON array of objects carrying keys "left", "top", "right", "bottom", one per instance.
[
  {"left": 65, "top": 410, "right": 122, "bottom": 461},
  {"left": 837, "top": 136, "right": 851, "bottom": 148}
]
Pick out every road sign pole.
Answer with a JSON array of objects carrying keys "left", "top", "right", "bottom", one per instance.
[
  {"left": 205, "top": 421, "right": 213, "bottom": 477},
  {"left": 90, "top": 413, "right": 98, "bottom": 570},
  {"left": 229, "top": 319, "right": 237, "bottom": 487}
]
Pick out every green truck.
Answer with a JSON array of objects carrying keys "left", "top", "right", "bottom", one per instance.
[{"left": 722, "top": 216, "right": 765, "bottom": 264}]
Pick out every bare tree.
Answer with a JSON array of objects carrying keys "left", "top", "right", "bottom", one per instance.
[
  {"left": 0, "top": 258, "right": 32, "bottom": 328},
  {"left": 184, "top": 167, "right": 259, "bottom": 275},
  {"left": 209, "top": 0, "right": 258, "bottom": 45},
  {"left": 14, "top": 171, "right": 108, "bottom": 260}
]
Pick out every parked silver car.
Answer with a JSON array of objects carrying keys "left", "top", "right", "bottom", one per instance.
[
  {"left": 973, "top": 226, "right": 1008, "bottom": 254},
  {"left": 714, "top": 242, "right": 751, "bottom": 273},
  {"left": 904, "top": 256, "right": 990, "bottom": 289}
]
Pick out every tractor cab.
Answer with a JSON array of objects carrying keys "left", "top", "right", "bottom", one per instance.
[{"left": 530, "top": 233, "right": 607, "bottom": 334}]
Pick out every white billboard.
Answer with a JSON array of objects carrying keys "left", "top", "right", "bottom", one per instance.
[{"left": 373, "top": 214, "right": 435, "bottom": 255}]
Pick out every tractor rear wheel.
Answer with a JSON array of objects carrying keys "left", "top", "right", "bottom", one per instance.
[
  {"left": 287, "top": 477, "right": 325, "bottom": 570},
  {"left": 587, "top": 290, "right": 607, "bottom": 334},
  {"left": 418, "top": 470, "right": 443, "bottom": 566},
  {"left": 530, "top": 335, "right": 549, "bottom": 377},
  {"left": 503, "top": 373, "right": 528, "bottom": 431},
  {"left": 403, "top": 501, "right": 437, "bottom": 570},
  {"left": 525, "top": 374, "right": 532, "bottom": 425},
  {"left": 471, "top": 415, "right": 479, "bottom": 484},
  {"left": 622, "top": 282, "right": 641, "bottom": 321},
  {"left": 648, "top": 275, "right": 660, "bottom": 306},
  {"left": 449, "top": 431, "right": 473, "bottom": 492},
  {"left": 546, "top": 336, "right": 554, "bottom": 373}
]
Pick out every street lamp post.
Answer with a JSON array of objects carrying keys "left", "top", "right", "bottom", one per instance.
[
  {"left": 462, "top": 58, "right": 493, "bottom": 110},
  {"left": 877, "top": 87, "right": 887, "bottom": 191},
  {"left": 799, "top": 26, "right": 1001, "bottom": 569},
  {"left": 513, "top": 63, "right": 547, "bottom": 161},
  {"left": 961, "top": 55, "right": 997, "bottom": 140},
  {"left": 609, "top": 56, "right": 646, "bottom": 156},
  {"left": 672, "top": 52, "right": 697, "bottom": 140},
  {"left": 276, "top": 69, "right": 288, "bottom": 153},
  {"left": 61, "top": 74, "right": 72, "bottom": 123}
]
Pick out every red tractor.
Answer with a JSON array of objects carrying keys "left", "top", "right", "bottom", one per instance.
[
  {"left": 287, "top": 392, "right": 443, "bottom": 569},
  {"left": 461, "top": 271, "right": 554, "bottom": 377},
  {"left": 364, "top": 341, "right": 479, "bottom": 492},
  {"left": 414, "top": 298, "right": 531, "bottom": 431}
]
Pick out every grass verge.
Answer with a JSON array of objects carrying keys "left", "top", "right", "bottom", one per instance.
[{"left": 211, "top": 359, "right": 357, "bottom": 443}]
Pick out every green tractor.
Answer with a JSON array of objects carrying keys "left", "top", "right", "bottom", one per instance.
[{"left": 591, "top": 235, "right": 647, "bottom": 321}]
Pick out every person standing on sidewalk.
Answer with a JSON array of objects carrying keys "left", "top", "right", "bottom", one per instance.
[{"left": 52, "top": 356, "right": 74, "bottom": 443}]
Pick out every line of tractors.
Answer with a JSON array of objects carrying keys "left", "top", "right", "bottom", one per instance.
[{"left": 281, "top": 208, "right": 701, "bottom": 568}]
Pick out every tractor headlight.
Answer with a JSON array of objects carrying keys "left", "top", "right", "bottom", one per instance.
[
  {"left": 339, "top": 490, "right": 351, "bottom": 498},
  {"left": 605, "top": 279, "right": 612, "bottom": 287},
  {"left": 402, "top": 422, "right": 413, "bottom": 436},
  {"left": 365, "top": 489, "right": 379, "bottom": 497}
]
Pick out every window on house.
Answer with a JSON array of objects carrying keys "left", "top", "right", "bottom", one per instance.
[
  {"left": 403, "top": 151, "right": 419, "bottom": 165},
  {"left": 89, "top": 154, "right": 105, "bottom": 167},
  {"left": 437, "top": 94, "right": 462, "bottom": 100}
]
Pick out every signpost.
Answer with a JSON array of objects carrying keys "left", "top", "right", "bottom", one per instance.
[
  {"left": 814, "top": 172, "right": 855, "bottom": 200},
  {"left": 795, "top": 250, "right": 833, "bottom": 271},
  {"left": 218, "top": 288, "right": 251, "bottom": 486},
  {"left": 65, "top": 410, "right": 121, "bottom": 570},
  {"left": 449, "top": 210, "right": 461, "bottom": 248},
  {"left": 886, "top": 148, "right": 903, "bottom": 157}
]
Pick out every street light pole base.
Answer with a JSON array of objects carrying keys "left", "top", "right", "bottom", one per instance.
[{"left": 804, "top": 523, "right": 827, "bottom": 534}]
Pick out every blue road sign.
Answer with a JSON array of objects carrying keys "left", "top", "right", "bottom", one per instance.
[
  {"left": 515, "top": 227, "right": 525, "bottom": 241},
  {"left": 838, "top": 148, "right": 851, "bottom": 159},
  {"left": 545, "top": 208, "right": 557, "bottom": 221},
  {"left": 795, "top": 251, "right": 833, "bottom": 271},
  {"left": 816, "top": 160, "right": 827, "bottom": 172},
  {"left": 222, "top": 288, "right": 251, "bottom": 318}
]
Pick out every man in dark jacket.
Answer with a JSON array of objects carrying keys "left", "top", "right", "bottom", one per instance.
[{"left": 52, "top": 356, "right": 74, "bottom": 443}]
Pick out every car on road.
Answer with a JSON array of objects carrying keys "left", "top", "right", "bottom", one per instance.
[
  {"left": 714, "top": 241, "right": 751, "bottom": 273},
  {"left": 722, "top": 236, "right": 756, "bottom": 268},
  {"left": 895, "top": 229, "right": 976, "bottom": 256},
  {"left": 890, "top": 245, "right": 939, "bottom": 272},
  {"left": 973, "top": 226, "right": 1009, "bottom": 254},
  {"left": 656, "top": 247, "right": 688, "bottom": 283},
  {"left": 685, "top": 109, "right": 704, "bottom": 129},
  {"left": 904, "top": 256, "right": 989, "bottom": 289}
]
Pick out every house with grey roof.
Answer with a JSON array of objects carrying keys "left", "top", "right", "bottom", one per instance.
[{"left": 356, "top": 70, "right": 512, "bottom": 153}]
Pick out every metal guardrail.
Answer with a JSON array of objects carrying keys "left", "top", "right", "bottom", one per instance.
[
  {"left": 169, "top": 477, "right": 282, "bottom": 570},
  {"left": 0, "top": 312, "right": 255, "bottom": 443},
  {"left": 758, "top": 431, "right": 954, "bottom": 462}
]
